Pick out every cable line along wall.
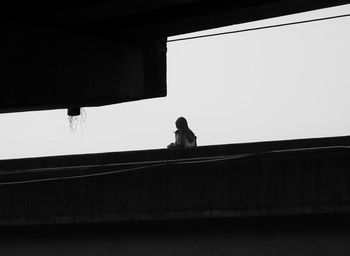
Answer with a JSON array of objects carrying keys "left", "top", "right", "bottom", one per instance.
[{"left": 168, "top": 13, "right": 350, "bottom": 42}]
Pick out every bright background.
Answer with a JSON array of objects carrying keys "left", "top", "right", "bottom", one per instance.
[{"left": 1, "top": 4, "right": 350, "bottom": 159}]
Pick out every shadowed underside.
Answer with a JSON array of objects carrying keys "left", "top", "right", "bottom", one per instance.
[
  {"left": 3, "top": 0, "right": 350, "bottom": 38},
  {"left": 1, "top": 0, "right": 350, "bottom": 113}
]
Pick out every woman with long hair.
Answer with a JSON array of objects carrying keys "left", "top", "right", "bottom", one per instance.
[{"left": 168, "top": 117, "right": 197, "bottom": 149}]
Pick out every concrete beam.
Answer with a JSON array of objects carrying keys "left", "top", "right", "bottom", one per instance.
[
  {"left": 92, "top": 0, "right": 350, "bottom": 38},
  {"left": 1, "top": 21, "right": 166, "bottom": 113},
  {"left": 0, "top": 136, "right": 350, "bottom": 226}
]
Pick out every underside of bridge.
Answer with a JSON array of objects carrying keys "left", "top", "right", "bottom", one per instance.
[{"left": 2, "top": 0, "right": 350, "bottom": 113}]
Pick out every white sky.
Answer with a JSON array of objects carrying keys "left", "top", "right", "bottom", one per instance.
[{"left": 1, "top": 4, "right": 350, "bottom": 160}]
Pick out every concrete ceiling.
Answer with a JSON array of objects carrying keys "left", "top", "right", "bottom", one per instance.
[
  {"left": 4, "top": 0, "right": 350, "bottom": 39},
  {"left": 2, "top": 0, "right": 350, "bottom": 114}
]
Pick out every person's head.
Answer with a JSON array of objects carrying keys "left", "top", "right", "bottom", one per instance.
[{"left": 175, "top": 117, "right": 188, "bottom": 130}]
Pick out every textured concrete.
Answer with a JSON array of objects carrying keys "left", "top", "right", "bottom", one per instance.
[
  {"left": 1, "top": 136, "right": 350, "bottom": 226},
  {"left": 1, "top": 136, "right": 350, "bottom": 255}
]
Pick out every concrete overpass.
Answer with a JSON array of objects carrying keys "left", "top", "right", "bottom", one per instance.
[
  {"left": 1, "top": 136, "right": 350, "bottom": 255},
  {"left": 2, "top": 0, "right": 350, "bottom": 113}
]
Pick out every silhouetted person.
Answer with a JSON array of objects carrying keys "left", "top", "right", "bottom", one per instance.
[{"left": 168, "top": 117, "right": 197, "bottom": 149}]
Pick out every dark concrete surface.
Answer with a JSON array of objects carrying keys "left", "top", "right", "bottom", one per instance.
[
  {"left": 1, "top": 215, "right": 350, "bottom": 256},
  {"left": 2, "top": 21, "right": 166, "bottom": 113},
  {"left": 2, "top": 1, "right": 350, "bottom": 113},
  {"left": 0, "top": 135, "right": 350, "bottom": 226},
  {"left": 4, "top": 1, "right": 350, "bottom": 38}
]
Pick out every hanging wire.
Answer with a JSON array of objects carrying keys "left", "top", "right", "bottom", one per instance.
[
  {"left": 0, "top": 154, "right": 249, "bottom": 176},
  {"left": 0, "top": 145, "right": 349, "bottom": 186},
  {"left": 167, "top": 13, "right": 350, "bottom": 43}
]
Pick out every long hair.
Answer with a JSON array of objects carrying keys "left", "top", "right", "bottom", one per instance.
[{"left": 175, "top": 117, "right": 196, "bottom": 143}]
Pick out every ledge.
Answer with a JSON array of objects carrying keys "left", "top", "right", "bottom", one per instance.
[{"left": 1, "top": 135, "right": 350, "bottom": 226}]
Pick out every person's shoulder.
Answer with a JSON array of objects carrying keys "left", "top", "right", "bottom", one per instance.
[{"left": 175, "top": 129, "right": 183, "bottom": 134}]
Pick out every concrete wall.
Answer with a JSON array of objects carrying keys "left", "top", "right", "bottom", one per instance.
[
  {"left": 1, "top": 136, "right": 350, "bottom": 255},
  {"left": 1, "top": 136, "right": 350, "bottom": 226},
  {"left": 1, "top": 216, "right": 350, "bottom": 256}
]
